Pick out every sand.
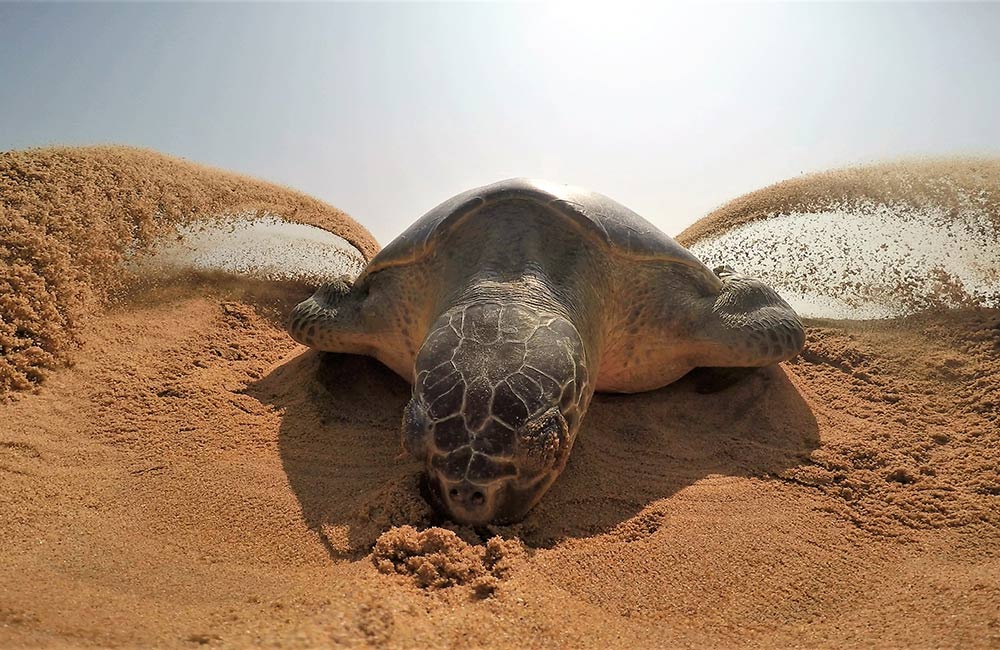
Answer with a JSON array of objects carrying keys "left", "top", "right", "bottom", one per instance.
[
  {"left": 2, "top": 149, "right": 999, "bottom": 648},
  {"left": 0, "top": 146, "right": 377, "bottom": 394},
  {"left": 679, "top": 159, "right": 1000, "bottom": 320},
  {"left": 677, "top": 158, "right": 1000, "bottom": 245}
]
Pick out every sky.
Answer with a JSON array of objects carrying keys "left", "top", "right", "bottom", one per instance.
[{"left": 2, "top": 2, "right": 999, "bottom": 245}]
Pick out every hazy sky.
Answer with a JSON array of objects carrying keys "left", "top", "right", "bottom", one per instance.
[{"left": 2, "top": 2, "right": 999, "bottom": 244}]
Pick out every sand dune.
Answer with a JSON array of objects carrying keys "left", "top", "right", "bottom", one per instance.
[{"left": 2, "top": 149, "right": 998, "bottom": 648}]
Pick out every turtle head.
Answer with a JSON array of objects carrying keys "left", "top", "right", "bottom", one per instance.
[{"left": 401, "top": 302, "right": 590, "bottom": 524}]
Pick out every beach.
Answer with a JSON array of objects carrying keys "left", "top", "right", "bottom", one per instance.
[{"left": 2, "top": 148, "right": 998, "bottom": 648}]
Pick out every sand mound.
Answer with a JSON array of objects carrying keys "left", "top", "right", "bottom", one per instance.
[
  {"left": 0, "top": 146, "right": 375, "bottom": 395},
  {"left": 2, "top": 152, "right": 999, "bottom": 647},
  {"left": 372, "top": 526, "right": 525, "bottom": 597},
  {"left": 681, "top": 159, "right": 1000, "bottom": 319}
]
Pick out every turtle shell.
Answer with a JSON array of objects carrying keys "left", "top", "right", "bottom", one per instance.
[{"left": 361, "top": 178, "right": 715, "bottom": 279}]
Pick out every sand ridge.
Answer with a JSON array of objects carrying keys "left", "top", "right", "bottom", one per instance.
[
  {"left": 677, "top": 158, "right": 1000, "bottom": 246},
  {"left": 682, "top": 160, "right": 1000, "bottom": 319}
]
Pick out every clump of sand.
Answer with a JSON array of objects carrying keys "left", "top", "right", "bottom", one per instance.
[
  {"left": 0, "top": 146, "right": 376, "bottom": 395},
  {"left": 2, "top": 150, "right": 999, "bottom": 648},
  {"left": 372, "top": 526, "right": 525, "bottom": 597}
]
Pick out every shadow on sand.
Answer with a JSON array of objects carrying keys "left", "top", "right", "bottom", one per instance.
[{"left": 248, "top": 351, "right": 818, "bottom": 557}]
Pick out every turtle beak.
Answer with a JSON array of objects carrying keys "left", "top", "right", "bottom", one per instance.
[
  {"left": 424, "top": 472, "right": 501, "bottom": 525},
  {"left": 425, "top": 472, "right": 549, "bottom": 525},
  {"left": 438, "top": 479, "right": 496, "bottom": 525}
]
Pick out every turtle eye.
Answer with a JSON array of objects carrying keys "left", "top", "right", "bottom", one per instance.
[
  {"left": 401, "top": 398, "right": 431, "bottom": 458},
  {"left": 516, "top": 408, "right": 568, "bottom": 474}
]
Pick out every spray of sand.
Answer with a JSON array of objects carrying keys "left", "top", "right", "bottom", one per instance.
[
  {"left": 680, "top": 159, "right": 1000, "bottom": 319},
  {"left": 0, "top": 146, "right": 374, "bottom": 395},
  {"left": 134, "top": 214, "right": 365, "bottom": 284}
]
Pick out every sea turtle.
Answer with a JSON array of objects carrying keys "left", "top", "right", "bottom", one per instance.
[{"left": 288, "top": 179, "right": 805, "bottom": 524}]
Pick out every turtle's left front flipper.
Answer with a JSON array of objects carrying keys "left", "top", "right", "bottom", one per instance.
[
  {"left": 690, "top": 267, "right": 806, "bottom": 369},
  {"left": 288, "top": 277, "right": 374, "bottom": 354}
]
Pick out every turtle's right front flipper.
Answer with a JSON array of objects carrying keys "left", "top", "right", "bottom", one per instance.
[{"left": 690, "top": 267, "right": 806, "bottom": 368}]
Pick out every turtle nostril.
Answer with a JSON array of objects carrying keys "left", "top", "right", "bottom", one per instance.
[{"left": 443, "top": 483, "right": 489, "bottom": 512}]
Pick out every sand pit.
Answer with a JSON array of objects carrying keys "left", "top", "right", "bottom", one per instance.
[{"left": 2, "top": 150, "right": 999, "bottom": 648}]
